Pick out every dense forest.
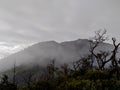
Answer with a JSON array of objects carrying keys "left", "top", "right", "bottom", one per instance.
[{"left": 1, "top": 30, "right": 120, "bottom": 90}]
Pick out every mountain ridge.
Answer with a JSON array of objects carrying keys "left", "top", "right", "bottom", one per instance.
[{"left": 0, "top": 39, "right": 115, "bottom": 72}]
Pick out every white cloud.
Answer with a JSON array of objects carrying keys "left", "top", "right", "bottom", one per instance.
[{"left": 0, "top": 42, "right": 30, "bottom": 59}]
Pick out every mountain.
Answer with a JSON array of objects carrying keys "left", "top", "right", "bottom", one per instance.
[{"left": 0, "top": 39, "right": 114, "bottom": 72}]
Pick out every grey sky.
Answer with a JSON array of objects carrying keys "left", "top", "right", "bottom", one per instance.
[{"left": 0, "top": 0, "right": 120, "bottom": 58}]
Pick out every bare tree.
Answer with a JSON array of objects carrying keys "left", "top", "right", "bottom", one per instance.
[
  {"left": 47, "top": 59, "right": 57, "bottom": 80},
  {"left": 13, "top": 62, "right": 16, "bottom": 86},
  {"left": 109, "top": 37, "right": 120, "bottom": 79},
  {"left": 89, "top": 29, "right": 111, "bottom": 70},
  {"left": 89, "top": 30, "right": 120, "bottom": 79}
]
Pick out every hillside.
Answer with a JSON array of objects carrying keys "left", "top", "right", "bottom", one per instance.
[{"left": 0, "top": 39, "right": 114, "bottom": 72}]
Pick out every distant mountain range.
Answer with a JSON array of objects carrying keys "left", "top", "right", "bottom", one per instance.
[{"left": 0, "top": 39, "right": 115, "bottom": 72}]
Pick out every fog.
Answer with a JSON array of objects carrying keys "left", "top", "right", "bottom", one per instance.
[{"left": 0, "top": 39, "right": 115, "bottom": 72}]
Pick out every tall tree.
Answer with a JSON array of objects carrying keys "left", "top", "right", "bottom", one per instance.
[{"left": 89, "top": 29, "right": 111, "bottom": 70}]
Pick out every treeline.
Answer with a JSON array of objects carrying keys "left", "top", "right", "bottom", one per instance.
[{"left": 1, "top": 30, "right": 120, "bottom": 90}]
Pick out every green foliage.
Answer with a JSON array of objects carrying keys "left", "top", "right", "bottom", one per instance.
[
  {"left": 0, "top": 74, "right": 17, "bottom": 90},
  {"left": 2, "top": 61, "right": 120, "bottom": 90},
  {"left": 84, "top": 70, "right": 114, "bottom": 80},
  {"left": 19, "top": 69, "right": 119, "bottom": 90},
  {"left": 70, "top": 70, "right": 82, "bottom": 79},
  {"left": 65, "top": 80, "right": 91, "bottom": 90},
  {"left": 62, "top": 79, "right": 120, "bottom": 90}
]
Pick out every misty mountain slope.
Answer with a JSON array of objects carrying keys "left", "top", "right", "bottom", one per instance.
[{"left": 0, "top": 39, "right": 115, "bottom": 72}]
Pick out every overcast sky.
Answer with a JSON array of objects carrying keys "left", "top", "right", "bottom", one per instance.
[{"left": 0, "top": 0, "right": 120, "bottom": 58}]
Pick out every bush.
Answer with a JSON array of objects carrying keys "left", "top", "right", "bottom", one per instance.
[{"left": 84, "top": 70, "right": 113, "bottom": 80}]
